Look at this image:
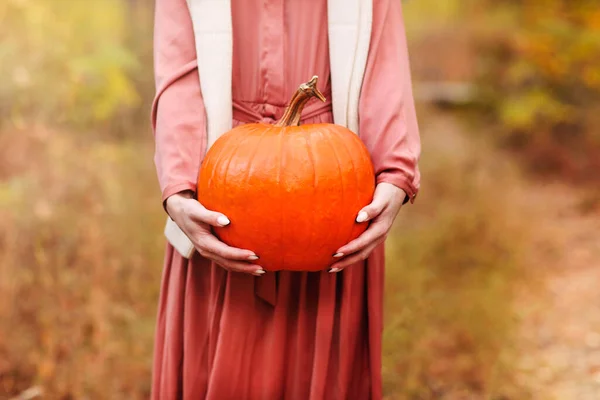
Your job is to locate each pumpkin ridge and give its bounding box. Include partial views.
[304,130,318,263]
[205,138,233,191]
[204,127,250,190]
[352,129,376,187]
[241,124,274,184]
[333,126,361,216]
[218,126,259,195]
[333,126,366,250]
[331,131,357,250]
[204,132,239,195]
[319,129,346,253]
[277,126,286,269]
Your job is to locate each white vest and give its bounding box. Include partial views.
[166,0,373,258]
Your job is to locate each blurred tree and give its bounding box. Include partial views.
[480,0,600,140]
[0,0,152,136]
[473,0,600,179]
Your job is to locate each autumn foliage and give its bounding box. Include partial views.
[478,0,600,178]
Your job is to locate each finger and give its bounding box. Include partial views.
[201,252,265,276]
[329,241,381,272]
[197,233,259,261]
[356,186,389,223]
[187,201,231,227]
[335,222,387,256]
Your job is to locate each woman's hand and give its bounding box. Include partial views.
[166,191,265,276]
[329,183,406,272]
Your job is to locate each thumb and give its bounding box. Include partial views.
[356,192,387,223]
[189,201,231,227]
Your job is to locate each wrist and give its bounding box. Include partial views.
[376,181,407,204]
[165,190,194,218]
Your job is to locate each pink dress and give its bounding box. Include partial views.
[151,0,420,398]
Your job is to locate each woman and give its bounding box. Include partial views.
[151,0,420,398]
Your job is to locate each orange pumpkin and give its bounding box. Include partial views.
[197,76,375,271]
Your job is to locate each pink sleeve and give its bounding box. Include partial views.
[358,0,421,204]
[151,0,207,206]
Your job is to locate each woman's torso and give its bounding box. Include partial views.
[231,0,332,124]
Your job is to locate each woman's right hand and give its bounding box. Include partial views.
[165,191,265,276]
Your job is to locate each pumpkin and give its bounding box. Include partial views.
[197,76,375,271]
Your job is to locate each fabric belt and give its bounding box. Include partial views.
[232,96,332,126]
[230,97,332,307]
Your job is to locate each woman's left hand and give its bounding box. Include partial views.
[329,182,406,272]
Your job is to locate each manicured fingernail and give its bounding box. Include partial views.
[329,267,341,273]
[356,211,368,223]
[248,255,259,261]
[254,269,265,275]
[217,215,230,226]
[333,252,344,258]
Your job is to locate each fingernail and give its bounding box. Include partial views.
[217,215,230,226]
[333,252,344,258]
[329,267,341,273]
[356,211,368,223]
[248,255,259,261]
[254,269,266,275]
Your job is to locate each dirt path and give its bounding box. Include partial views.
[422,109,600,399]
[411,26,600,398]
[515,181,600,399]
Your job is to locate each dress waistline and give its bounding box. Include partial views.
[232,96,333,125]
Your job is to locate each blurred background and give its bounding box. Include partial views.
[1,0,599,398]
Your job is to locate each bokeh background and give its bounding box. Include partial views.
[1,0,599,398]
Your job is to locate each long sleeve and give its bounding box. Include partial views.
[151,0,206,205]
[358,0,421,204]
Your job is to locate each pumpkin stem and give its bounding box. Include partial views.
[275,76,326,127]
